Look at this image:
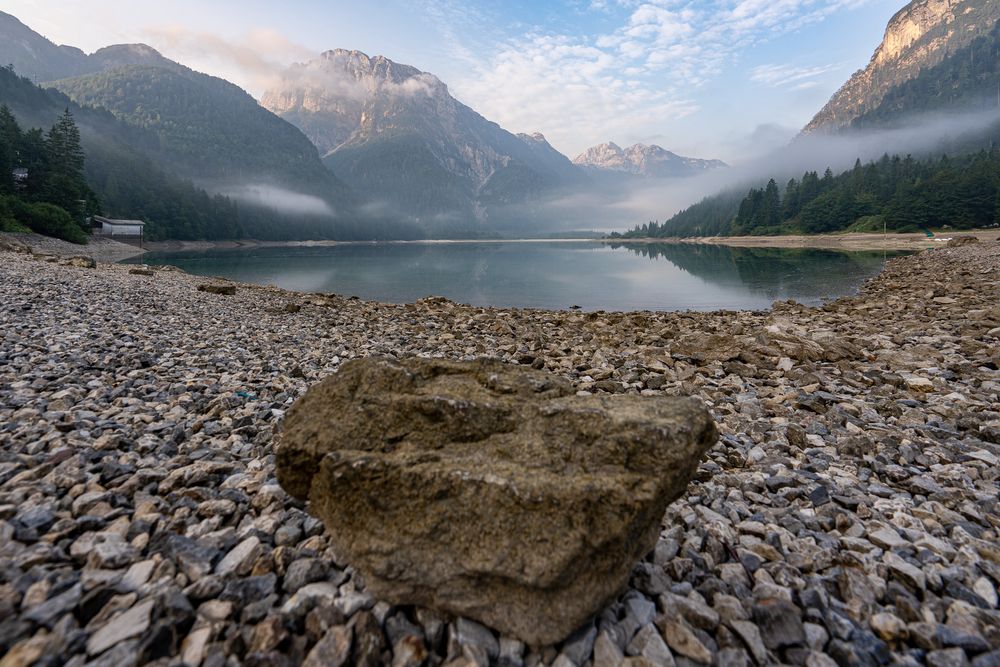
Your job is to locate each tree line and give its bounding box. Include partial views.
[0,104,96,243]
[615,149,1000,239]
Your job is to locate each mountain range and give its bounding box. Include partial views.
[261,49,587,228]
[4,0,995,241]
[0,10,729,238]
[628,0,1000,240]
[573,142,726,178]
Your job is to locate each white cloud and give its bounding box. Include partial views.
[219,184,335,217]
[451,0,871,155]
[143,25,316,93]
[454,32,699,156]
[750,62,843,88]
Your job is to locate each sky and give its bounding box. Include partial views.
[3,0,904,162]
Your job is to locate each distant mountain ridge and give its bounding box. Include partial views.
[850,17,1000,130]
[262,49,586,226]
[0,11,93,82]
[0,11,361,230]
[632,0,1000,241]
[573,142,726,178]
[0,12,185,81]
[805,0,1000,132]
[49,63,351,199]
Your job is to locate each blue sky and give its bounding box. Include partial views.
[5,0,903,161]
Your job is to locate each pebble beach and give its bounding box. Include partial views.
[1,233,998,667]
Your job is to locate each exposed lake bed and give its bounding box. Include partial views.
[2,235,999,666]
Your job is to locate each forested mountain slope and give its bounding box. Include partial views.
[50,63,353,203]
[1,67,417,240]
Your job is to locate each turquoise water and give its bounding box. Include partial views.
[126,241,904,312]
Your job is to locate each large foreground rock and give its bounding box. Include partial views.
[277,357,717,644]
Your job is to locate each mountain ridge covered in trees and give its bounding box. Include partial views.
[616,15,1000,240]
[50,64,353,203]
[0,66,424,241]
[616,149,1000,239]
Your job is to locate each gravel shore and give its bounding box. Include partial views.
[1,239,998,667]
[0,232,146,263]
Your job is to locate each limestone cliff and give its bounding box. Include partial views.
[805,0,1000,132]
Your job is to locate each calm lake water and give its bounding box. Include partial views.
[127,242,905,312]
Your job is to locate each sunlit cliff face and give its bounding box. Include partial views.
[804,0,1000,133]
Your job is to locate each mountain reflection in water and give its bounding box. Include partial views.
[127,241,908,312]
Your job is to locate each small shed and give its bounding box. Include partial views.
[91,215,146,246]
[11,168,27,189]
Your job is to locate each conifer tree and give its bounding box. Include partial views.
[762,179,781,228]
[43,109,89,224]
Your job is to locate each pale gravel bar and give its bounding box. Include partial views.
[605,229,1000,252]
[0,237,998,666]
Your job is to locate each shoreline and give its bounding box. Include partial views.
[143,237,604,252]
[143,228,1000,254]
[8,228,994,259]
[2,236,999,665]
[0,231,147,262]
[604,228,1000,252]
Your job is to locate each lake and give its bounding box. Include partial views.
[127,241,905,312]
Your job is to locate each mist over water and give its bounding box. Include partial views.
[194,110,1000,238]
[216,183,336,217]
[532,108,1000,233]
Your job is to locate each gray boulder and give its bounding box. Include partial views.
[277,357,716,645]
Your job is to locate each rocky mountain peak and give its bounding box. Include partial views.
[875,0,954,65]
[261,49,452,154]
[310,48,440,89]
[517,132,550,145]
[261,50,585,222]
[573,141,724,177]
[572,142,628,170]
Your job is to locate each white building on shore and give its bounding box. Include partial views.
[91,216,146,245]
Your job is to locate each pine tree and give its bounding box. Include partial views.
[20,128,48,200]
[762,179,781,228]
[782,178,800,220]
[43,109,90,224]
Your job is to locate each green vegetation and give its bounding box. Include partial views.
[617,150,1000,238]
[325,132,474,221]
[0,196,29,232]
[12,200,89,243]
[0,103,94,243]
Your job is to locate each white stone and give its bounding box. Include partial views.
[181,626,212,667]
[215,536,260,576]
[86,598,155,656]
[120,560,156,591]
[973,577,997,608]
